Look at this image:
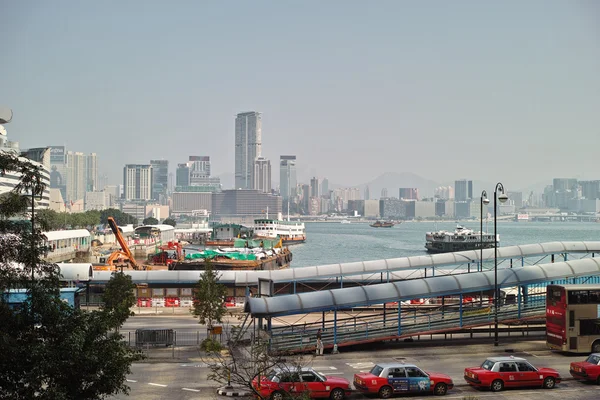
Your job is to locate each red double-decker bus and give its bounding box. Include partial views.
[546,284,600,353]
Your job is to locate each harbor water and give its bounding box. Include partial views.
[290,221,600,268]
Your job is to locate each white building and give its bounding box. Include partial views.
[234,111,262,189]
[0,118,50,209]
[253,156,271,193]
[279,155,297,200]
[85,191,110,211]
[123,164,153,200]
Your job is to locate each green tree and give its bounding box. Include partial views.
[191,260,227,330]
[163,218,176,227]
[101,271,137,330]
[0,151,143,399]
[100,208,137,225]
[143,217,159,225]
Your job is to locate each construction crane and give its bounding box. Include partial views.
[106,216,143,270]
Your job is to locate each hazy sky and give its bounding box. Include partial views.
[2,1,599,189]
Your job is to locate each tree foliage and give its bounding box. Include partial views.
[0,151,142,399]
[101,271,137,330]
[142,217,158,225]
[100,208,137,226]
[191,260,227,329]
[162,218,176,227]
[37,209,102,230]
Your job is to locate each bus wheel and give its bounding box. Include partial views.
[592,340,600,353]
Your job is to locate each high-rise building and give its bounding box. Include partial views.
[86,153,97,192]
[507,191,523,209]
[235,111,262,189]
[253,156,271,193]
[364,185,370,200]
[580,180,600,200]
[66,151,87,203]
[176,163,190,187]
[381,188,388,198]
[189,156,211,178]
[176,156,220,190]
[321,178,329,198]
[399,188,419,200]
[123,164,153,200]
[435,186,454,200]
[150,159,169,202]
[279,155,297,200]
[454,179,472,201]
[49,146,67,201]
[553,178,578,192]
[310,177,320,198]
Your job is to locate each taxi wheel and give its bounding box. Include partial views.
[270,391,284,400]
[330,388,345,400]
[378,385,393,399]
[543,377,556,389]
[434,383,448,395]
[491,379,504,392]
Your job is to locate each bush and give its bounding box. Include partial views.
[200,337,223,353]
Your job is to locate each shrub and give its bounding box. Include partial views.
[200,337,223,353]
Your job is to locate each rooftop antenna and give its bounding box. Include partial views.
[287,199,290,221]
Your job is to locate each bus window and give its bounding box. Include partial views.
[580,319,600,336]
[569,310,575,328]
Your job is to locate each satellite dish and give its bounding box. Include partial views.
[0,125,6,136]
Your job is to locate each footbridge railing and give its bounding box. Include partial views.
[269,301,547,353]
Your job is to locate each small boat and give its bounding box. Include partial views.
[340,220,351,224]
[370,220,395,228]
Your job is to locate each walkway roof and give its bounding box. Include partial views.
[44,229,91,241]
[245,257,600,317]
[82,241,600,286]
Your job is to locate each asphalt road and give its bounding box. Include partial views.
[111,324,600,400]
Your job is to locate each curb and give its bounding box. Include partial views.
[217,386,252,397]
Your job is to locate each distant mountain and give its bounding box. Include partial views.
[359,172,441,199]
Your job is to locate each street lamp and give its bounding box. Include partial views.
[494,182,509,347]
[480,191,490,271]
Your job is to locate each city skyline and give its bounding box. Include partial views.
[2,1,599,189]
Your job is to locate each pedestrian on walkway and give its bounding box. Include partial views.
[316,328,324,356]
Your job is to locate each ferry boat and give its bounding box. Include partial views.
[425,225,498,253]
[370,220,395,228]
[205,223,253,248]
[253,218,306,245]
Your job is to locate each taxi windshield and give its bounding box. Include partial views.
[481,360,495,370]
[370,365,384,377]
[586,354,600,365]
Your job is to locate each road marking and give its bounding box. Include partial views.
[182,388,200,392]
[313,366,337,370]
[324,372,345,375]
[346,362,374,369]
[148,383,167,387]
[126,379,137,383]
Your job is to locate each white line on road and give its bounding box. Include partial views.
[312,366,337,370]
[182,388,200,392]
[126,379,137,383]
[323,372,345,375]
[148,383,168,387]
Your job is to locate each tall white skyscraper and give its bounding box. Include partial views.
[253,156,271,193]
[87,153,97,191]
[123,164,153,200]
[66,151,87,202]
[279,155,296,200]
[235,111,262,189]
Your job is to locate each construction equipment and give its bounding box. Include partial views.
[106,217,143,270]
[148,241,184,266]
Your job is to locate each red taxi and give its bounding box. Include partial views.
[570,353,600,384]
[464,356,561,392]
[354,362,454,398]
[252,366,351,400]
